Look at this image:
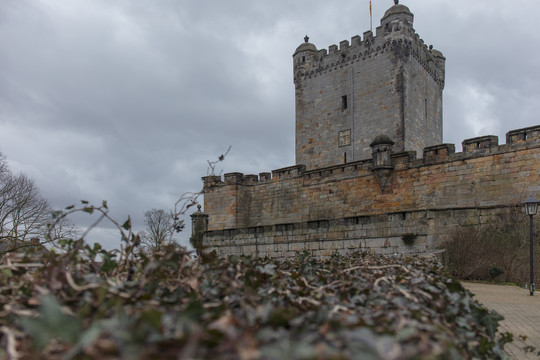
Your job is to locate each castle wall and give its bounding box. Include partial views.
[202,208,503,258]
[202,126,540,257]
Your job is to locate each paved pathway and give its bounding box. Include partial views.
[462,282,540,359]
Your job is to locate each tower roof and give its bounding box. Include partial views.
[381,2,413,22]
[293,35,317,56]
[370,134,395,147]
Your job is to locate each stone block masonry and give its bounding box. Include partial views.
[202,125,540,257]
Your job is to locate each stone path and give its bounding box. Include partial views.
[462,282,540,359]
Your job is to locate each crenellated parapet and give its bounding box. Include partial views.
[462,135,499,153]
[423,144,456,164]
[294,35,444,89]
[272,165,306,180]
[293,5,445,90]
[204,125,540,190]
[506,125,540,144]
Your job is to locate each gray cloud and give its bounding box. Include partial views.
[1,0,539,248]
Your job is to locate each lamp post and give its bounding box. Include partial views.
[523,196,539,296]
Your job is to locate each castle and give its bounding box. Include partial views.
[192,1,540,257]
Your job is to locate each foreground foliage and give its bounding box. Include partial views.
[0,242,511,359]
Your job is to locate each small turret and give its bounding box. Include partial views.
[293,36,317,85]
[381,0,414,33]
[190,205,208,251]
[430,47,446,87]
[293,35,317,57]
[370,135,394,168]
[370,135,395,192]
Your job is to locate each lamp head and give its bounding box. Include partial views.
[524,196,539,216]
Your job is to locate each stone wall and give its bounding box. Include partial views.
[202,125,540,257]
[202,208,508,258]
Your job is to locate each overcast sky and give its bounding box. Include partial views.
[1,0,540,249]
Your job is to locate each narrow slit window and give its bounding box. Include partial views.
[342,95,348,110]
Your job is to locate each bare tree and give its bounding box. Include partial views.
[0,172,49,243]
[141,209,175,253]
[0,153,77,253]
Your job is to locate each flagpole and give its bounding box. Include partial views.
[370,1,372,32]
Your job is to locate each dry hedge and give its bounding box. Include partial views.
[0,241,512,359]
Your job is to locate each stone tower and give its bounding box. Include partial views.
[293,1,445,170]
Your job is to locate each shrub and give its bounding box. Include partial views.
[443,206,540,285]
[0,241,512,359]
[489,265,505,280]
[401,233,417,246]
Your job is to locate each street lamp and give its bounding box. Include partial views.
[523,196,539,296]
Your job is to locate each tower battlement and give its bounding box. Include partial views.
[294,31,445,90]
